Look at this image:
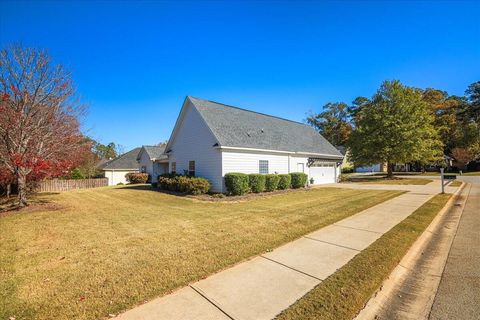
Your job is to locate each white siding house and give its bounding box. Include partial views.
[137,145,169,183]
[166,101,223,191]
[101,147,141,186]
[164,97,344,192]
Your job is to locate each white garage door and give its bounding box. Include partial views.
[309,163,336,184]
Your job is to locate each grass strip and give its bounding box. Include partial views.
[449,180,462,187]
[360,178,431,185]
[276,193,452,320]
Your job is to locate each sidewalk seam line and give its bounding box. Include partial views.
[260,255,324,281]
[189,285,236,320]
[332,224,383,234]
[303,236,361,252]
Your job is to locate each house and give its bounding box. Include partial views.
[355,164,387,173]
[136,145,169,182]
[102,147,141,186]
[163,96,344,192]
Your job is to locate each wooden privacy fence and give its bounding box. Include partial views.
[37,178,108,192]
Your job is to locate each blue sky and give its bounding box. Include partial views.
[1,1,479,151]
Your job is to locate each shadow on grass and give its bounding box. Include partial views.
[1,193,60,215]
[113,184,193,197]
[114,184,154,191]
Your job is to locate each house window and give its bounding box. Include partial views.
[259,160,269,174]
[171,162,176,174]
[141,166,146,173]
[188,161,195,176]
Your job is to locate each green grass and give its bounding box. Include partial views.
[421,171,480,176]
[276,193,452,320]
[0,185,402,320]
[449,180,462,187]
[360,178,432,185]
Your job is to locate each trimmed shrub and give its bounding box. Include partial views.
[224,173,249,195]
[157,175,210,195]
[126,172,149,184]
[248,174,266,193]
[290,172,308,188]
[277,174,292,190]
[265,174,280,192]
[189,177,211,195]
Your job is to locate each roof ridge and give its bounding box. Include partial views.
[188,96,310,127]
[103,147,141,169]
[114,148,136,159]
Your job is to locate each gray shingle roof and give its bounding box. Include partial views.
[188,97,343,158]
[336,146,347,156]
[102,147,141,170]
[140,145,167,160]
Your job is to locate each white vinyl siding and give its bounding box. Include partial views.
[103,169,138,186]
[137,149,154,182]
[221,151,337,191]
[168,102,222,191]
[137,150,168,182]
[222,150,290,176]
[289,155,309,175]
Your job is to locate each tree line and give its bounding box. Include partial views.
[307,80,480,176]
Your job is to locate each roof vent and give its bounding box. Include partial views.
[246,132,250,137]
[261,128,264,133]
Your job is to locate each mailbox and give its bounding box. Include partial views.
[444,175,456,180]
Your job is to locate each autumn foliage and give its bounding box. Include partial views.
[0,45,87,206]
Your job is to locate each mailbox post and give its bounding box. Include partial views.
[441,168,445,194]
[440,168,456,193]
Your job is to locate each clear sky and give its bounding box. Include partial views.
[1,1,479,151]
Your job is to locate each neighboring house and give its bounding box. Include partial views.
[164,96,344,192]
[136,145,169,182]
[102,147,141,186]
[355,164,386,173]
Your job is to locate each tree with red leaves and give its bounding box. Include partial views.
[0,45,87,207]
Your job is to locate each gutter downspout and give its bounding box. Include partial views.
[288,154,291,174]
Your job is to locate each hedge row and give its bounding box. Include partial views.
[290,172,308,188]
[158,174,210,195]
[224,172,308,195]
[126,173,149,184]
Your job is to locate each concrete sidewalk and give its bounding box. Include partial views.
[430,182,480,319]
[116,181,452,320]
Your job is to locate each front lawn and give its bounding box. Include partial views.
[0,186,402,320]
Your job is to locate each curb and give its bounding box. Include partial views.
[355,182,468,320]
